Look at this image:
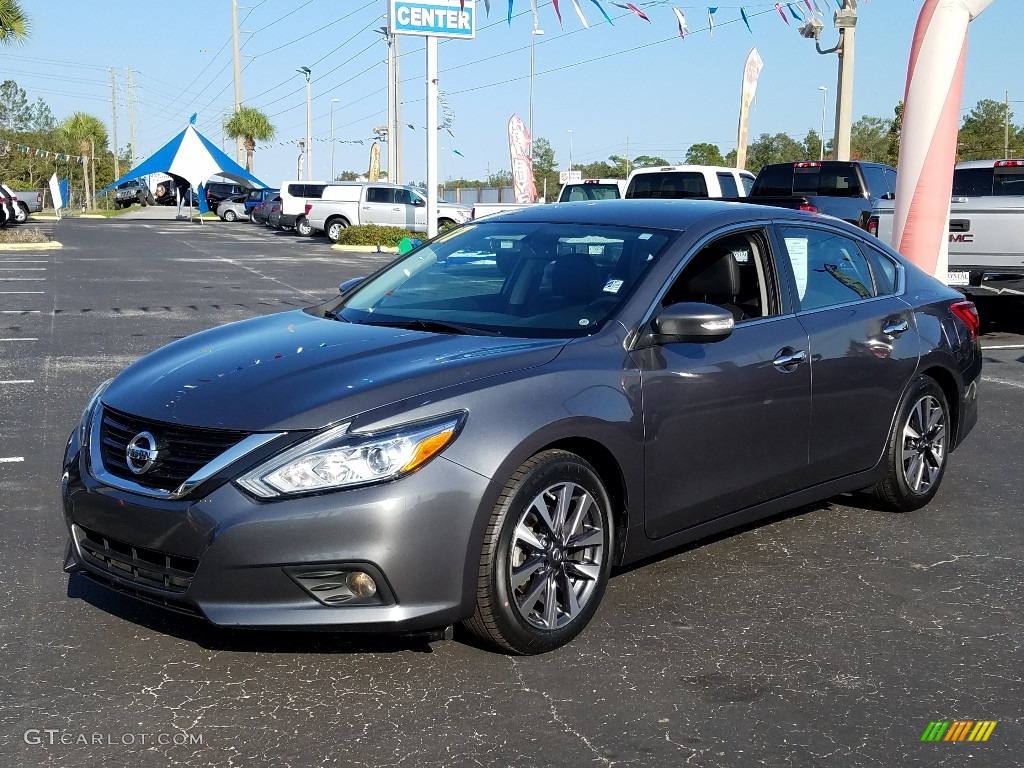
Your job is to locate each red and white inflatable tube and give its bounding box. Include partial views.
[892,0,994,278]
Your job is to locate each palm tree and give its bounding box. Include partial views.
[0,0,30,45]
[224,106,276,173]
[60,113,109,211]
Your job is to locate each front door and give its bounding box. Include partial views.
[637,229,813,540]
[361,186,395,226]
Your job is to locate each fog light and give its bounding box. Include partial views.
[347,571,377,598]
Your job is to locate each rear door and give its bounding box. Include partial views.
[773,223,919,482]
[361,186,395,226]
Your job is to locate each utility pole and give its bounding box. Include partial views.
[1005,91,1010,159]
[110,68,120,178]
[90,138,97,211]
[126,67,137,170]
[394,36,402,184]
[833,0,857,161]
[385,31,394,180]
[231,0,244,165]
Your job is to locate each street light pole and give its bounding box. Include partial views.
[818,86,828,161]
[297,67,312,180]
[330,98,339,180]
[529,15,543,156]
[798,0,858,161]
[567,129,573,171]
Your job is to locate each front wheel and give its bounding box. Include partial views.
[438,217,456,231]
[464,450,613,654]
[869,376,950,512]
[295,216,312,236]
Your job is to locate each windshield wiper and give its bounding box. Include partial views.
[323,308,348,322]
[361,318,501,336]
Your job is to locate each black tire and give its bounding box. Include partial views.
[295,216,312,236]
[223,210,237,222]
[464,450,613,654]
[326,218,349,243]
[869,376,951,512]
[17,203,30,221]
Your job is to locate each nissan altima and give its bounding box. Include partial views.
[61,200,982,654]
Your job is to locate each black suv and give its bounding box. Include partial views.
[205,181,252,209]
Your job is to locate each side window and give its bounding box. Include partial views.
[740,174,755,195]
[859,243,899,295]
[861,166,889,200]
[716,172,739,197]
[394,188,413,205]
[778,226,877,311]
[661,230,778,323]
[366,187,392,204]
[286,183,302,197]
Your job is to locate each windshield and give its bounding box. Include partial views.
[326,221,675,338]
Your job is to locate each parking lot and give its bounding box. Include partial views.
[2,216,1022,767]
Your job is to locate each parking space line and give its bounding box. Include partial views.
[0,278,46,281]
[982,376,1024,390]
[0,380,34,384]
[0,310,41,313]
[0,338,38,341]
[0,457,25,463]
[0,291,45,294]
[0,268,46,271]
[982,344,1024,350]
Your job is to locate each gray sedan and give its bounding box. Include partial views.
[215,195,248,222]
[61,200,981,654]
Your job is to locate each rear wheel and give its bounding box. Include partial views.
[223,210,237,222]
[326,218,349,242]
[438,217,456,231]
[295,216,312,236]
[17,203,29,222]
[869,376,950,512]
[463,450,613,654]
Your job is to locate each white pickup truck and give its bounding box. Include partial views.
[869,159,1024,296]
[624,165,755,199]
[304,182,472,241]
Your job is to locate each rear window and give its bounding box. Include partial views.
[559,184,621,202]
[286,183,326,198]
[752,163,864,197]
[625,172,709,199]
[953,167,1024,196]
[716,172,738,197]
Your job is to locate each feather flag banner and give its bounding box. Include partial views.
[612,2,650,22]
[673,7,689,39]
[570,0,589,27]
[707,6,717,37]
[775,3,789,23]
[740,6,752,33]
[736,46,764,170]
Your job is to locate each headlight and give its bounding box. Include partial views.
[79,378,112,445]
[235,413,465,499]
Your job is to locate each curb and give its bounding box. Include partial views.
[0,241,63,250]
[330,244,398,254]
[30,214,60,221]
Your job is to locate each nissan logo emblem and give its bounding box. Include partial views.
[125,431,159,475]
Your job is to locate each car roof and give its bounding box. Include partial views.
[477,198,819,230]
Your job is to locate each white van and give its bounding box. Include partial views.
[278,180,348,232]
[624,165,755,199]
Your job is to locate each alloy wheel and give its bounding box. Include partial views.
[900,395,946,494]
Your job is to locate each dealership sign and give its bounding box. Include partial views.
[390,0,476,38]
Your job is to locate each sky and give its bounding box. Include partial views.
[2,0,1022,188]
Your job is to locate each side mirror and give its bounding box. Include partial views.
[338,277,365,294]
[649,302,735,344]
[413,198,425,207]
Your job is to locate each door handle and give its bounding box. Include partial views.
[882,320,909,337]
[773,349,807,370]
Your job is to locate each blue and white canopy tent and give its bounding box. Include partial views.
[98,123,267,219]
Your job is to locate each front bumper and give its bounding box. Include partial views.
[62,428,494,632]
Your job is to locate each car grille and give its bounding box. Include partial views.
[99,405,250,492]
[75,525,199,595]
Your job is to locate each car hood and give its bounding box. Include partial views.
[101,310,567,431]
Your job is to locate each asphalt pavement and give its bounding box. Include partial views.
[1,216,1022,767]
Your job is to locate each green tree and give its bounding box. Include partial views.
[224,106,276,172]
[801,129,824,161]
[745,132,806,174]
[0,0,29,45]
[850,115,891,162]
[957,98,1024,160]
[685,143,725,166]
[530,137,559,200]
[886,101,903,167]
[335,170,363,181]
[59,112,108,210]
[0,79,31,131]
[30,97,54,132]
[631,154,670,168]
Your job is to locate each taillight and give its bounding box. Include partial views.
[951,300,980,341]
[994,160,1024,167]
[795,161,822,168]
[867,216,879,237]
[798,203,818,214]
[304,203,312,215]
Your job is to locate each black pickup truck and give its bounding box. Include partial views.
[726,161,898,230]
